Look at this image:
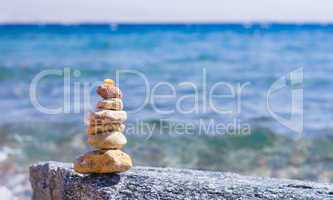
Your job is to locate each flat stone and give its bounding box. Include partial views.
[86,124,125,135]
[30,161,333,200]
[96,84,122,99]
[74,150,132,174]
[96,98,123,110]
[87,131,127,149]
[89,110,127,124]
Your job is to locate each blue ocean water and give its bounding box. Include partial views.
[0,24,332,134]
[0,24,333,180]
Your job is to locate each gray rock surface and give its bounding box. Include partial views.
[30,161,333,200]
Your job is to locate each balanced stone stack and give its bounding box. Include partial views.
[74,79,132,173]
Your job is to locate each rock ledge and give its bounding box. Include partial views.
[30,161,333,200]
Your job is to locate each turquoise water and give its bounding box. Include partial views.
[0,24,332,182]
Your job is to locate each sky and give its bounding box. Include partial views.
[1,0,333,23]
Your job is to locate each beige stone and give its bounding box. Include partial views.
[74,150,132,173]
[87,124,125,135]
[103,79,114,86]
[96,98,123,110]
[96,84,122,99]
[89,110,127,124]
[88,131,127,149]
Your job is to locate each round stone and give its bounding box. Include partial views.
[103,79,114,86]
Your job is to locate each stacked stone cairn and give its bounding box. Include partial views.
[74,79,132,173]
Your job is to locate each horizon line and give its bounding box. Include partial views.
[1,21,333,26]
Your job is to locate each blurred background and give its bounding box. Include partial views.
[1,0,333,199]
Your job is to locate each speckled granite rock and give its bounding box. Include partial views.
[30,161,333,200]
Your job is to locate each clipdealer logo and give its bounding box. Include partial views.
[29,67,303,136]
[266,68,303,135]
